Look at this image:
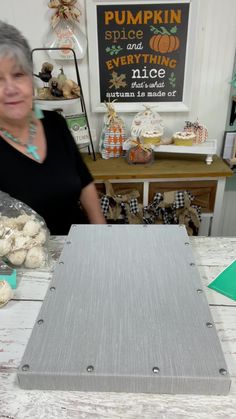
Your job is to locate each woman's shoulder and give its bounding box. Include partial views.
[42,110,66,124]
[41,110,68,134]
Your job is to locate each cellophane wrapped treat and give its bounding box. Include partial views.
[99,102,127,159]
[0,191,50,269]
[126,139,154,164]
[131,107,164,146]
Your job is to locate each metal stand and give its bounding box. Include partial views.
[31,47,96,161]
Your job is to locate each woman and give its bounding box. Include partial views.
[0,21,106,234]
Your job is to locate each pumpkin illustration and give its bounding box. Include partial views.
[149,34,180,53]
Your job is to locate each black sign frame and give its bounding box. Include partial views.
[87,0,198,112]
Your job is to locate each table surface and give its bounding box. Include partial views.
[1,236,236,419]
[84,154,233,180]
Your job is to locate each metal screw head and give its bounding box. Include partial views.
[197,289,203,294]
[185,242,190,245]
[37,319,44,325]
[50,286,56,291]
[219,368,227,376]
[59,261,64,265]
[206,322,213,328]
[87,365,94,373]
[152,367,160,374]
[22,364,30,371]
[190,262,195,266]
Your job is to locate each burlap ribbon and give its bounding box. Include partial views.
[103,101,123,128]
[104,181,142,223]
[143,190,201,235]
[48,0,81,29]
[161,191,200,235]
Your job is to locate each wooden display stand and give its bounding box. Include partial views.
[123,139,217,165]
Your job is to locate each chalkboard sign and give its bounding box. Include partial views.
[87,0,197,112]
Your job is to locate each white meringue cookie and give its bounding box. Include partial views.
[25,246,46,268]
[0,280,14,308]
[0,238,12,257]
[23,220,41,237]
[7,249,27,266]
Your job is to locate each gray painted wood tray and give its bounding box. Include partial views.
[18,225,231,394]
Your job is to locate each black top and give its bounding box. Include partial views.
[0,111,93,235]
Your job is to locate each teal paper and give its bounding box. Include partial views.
[208,259,236,301]
[0,269,17,289]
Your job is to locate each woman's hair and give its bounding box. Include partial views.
[0,21,33,74]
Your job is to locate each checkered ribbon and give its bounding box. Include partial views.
[100,195,140,222]
[101,189,201,227]
[100,195,110,217]
[129,198,139,214]
[143,190,201,226]
[172,191,194,209]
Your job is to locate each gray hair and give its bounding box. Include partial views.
[0,21,33,74]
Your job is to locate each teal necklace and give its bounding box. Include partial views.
[0,120,40,161]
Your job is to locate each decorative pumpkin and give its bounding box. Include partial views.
[57,67,67,84]
[149,34,180,53]
[62,79,80,99]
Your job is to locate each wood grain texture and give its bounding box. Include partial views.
[1,382,236,419]
[83,154,233,180]
[17,225,230,394]
[1,234,236,418]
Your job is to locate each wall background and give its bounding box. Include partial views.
[1,0,236,234]
[1,0,236,149]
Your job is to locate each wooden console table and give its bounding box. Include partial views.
[84,154,233,236]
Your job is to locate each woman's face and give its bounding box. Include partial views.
[0,56,33,124]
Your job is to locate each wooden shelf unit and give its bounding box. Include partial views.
[84,154,233,236]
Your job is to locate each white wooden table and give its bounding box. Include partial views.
[1,236,236,419]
